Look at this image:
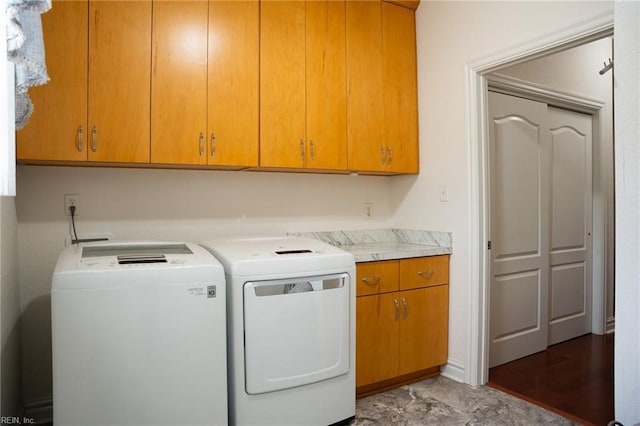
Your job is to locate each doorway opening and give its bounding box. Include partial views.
[467,12,614,388]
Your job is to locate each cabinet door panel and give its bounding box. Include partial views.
[398,285,448,375]
[356,260,398,296]
[17,0,88,161]
[346,0,385,172]
[88,0,151,163]
[151,1,207,165]
[305,0,347,170]
[260,1,306,168]
[382,2,418,173]
[208,0,259,167]
[356,294,399,387]
[399,255,449,290]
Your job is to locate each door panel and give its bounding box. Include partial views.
[208,0,259,167]
[355,294,398,387]
[489,92,594,366]
[151,1,208,165]
[489,91,550,368]
[259,1,306,168]
[17,0,88,161]
[305,0,347,170]
[88,0,151,163]
[548,107,592,344]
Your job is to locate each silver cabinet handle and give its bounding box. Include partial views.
[380,146,386,165]
[310,139,315,161]
[210,133,216,157]
[387,146,393,165]
[300,139,305,161]
[402,297,408,319]
[199,132,205,157]
[91,126,97,152]
[393,299,400,320]
[361,276,381,285]
[417,270,435,279]
[76,125,84,152]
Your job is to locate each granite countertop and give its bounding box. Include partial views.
[289,229,452,262]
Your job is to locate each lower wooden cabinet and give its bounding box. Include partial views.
[355,255,449,396]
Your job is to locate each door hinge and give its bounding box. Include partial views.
[488,240,492,250]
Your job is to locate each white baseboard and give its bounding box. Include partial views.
[23,396,53,425]
[440,360,466,384]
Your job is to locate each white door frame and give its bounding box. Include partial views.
[466,13,614,386]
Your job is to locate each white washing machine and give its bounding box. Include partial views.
[51,241,228,426]
[200,236,356,426]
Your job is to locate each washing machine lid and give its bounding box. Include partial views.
[52,241,224,290]
[200,236,354,277]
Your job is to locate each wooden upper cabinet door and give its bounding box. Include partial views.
[208,0,259,167]
[305,1,347,170]
[260,1,306,168]
[151,1,208,165]
[382,1,419,173]
[345,0,385,172]
[88,0,151,163]
[17,0,88,161]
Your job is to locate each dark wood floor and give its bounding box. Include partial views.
[488,333,614,426]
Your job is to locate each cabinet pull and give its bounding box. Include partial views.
[210,133,216,157]
[76,125,84,152]
[361,276,381,285]
[300,139,305,161]
[387,146,393,165]
[393,299,400,320]
[417,270,435,279]
[380,146,386,165]
[199,132,205,157]
[91,126,97,152]
[310,139,315,161]
[402,297,408,319]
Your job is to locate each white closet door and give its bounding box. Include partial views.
[488,92,594,368]
[548,106,593,345]
[488,91,551,368]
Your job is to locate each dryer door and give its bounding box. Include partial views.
[243,273,350,394]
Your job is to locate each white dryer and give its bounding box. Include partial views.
[51,241,228,426]
[200,236,356,426]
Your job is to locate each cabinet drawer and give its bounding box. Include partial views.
[356,260,399,296]
[399,255,449,290]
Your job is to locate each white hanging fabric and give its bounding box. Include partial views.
[6,0,51,129]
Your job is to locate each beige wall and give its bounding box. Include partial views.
[1,196,22,419]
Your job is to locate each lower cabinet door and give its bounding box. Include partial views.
[356,293,399,387]
[398,285,449,375]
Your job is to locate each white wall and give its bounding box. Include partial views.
[1,197,22,420]
[613,2,640,424]
[393,1,614,382]
[499,37,615,332]
[16,165,393,407]
[1,13,23,420]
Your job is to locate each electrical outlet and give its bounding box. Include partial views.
[64,194,80,216]
[364,202,374,217]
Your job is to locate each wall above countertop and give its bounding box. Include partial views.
[290,228,452,262]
